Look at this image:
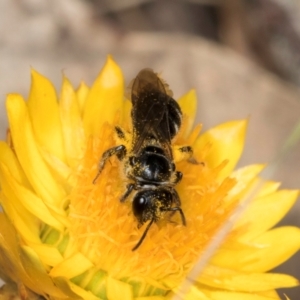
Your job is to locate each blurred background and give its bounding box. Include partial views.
[0,0,299,298]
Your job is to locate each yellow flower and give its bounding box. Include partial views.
[0,56,299,300]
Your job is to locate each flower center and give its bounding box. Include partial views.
[67,122,237,295]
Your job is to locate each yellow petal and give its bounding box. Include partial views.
[20,245,67,298]
[49,252,94,278]
[227,164,265,203]
[53,276,100,300]
[27,242,64,267]
[28,69,66,163]
[6,94,66,208]
[136,297,166,300]
[76,81,89,115]
[255,180,281,198]
[83,56,124,136]
[175,284,210,300]
[107,277,133,300]
[213,227,300,273]
[0,141,67,230]
[187,123,202,145]
[199,265,299,291]
[177,89,197,138]
[76,268,108,299]
[247,226,300,272]
[235,190,299,241]
[0,141,29,187]
[186,284,280,300]
[38,150,72,186]
[211,241,260,272]
[0,213,39,289]
[259,290,281,299]
[59,76,85,168]
[194,120,247,180]
[0,166,40,242]
[0,163,63,231]
[0,247,47,297]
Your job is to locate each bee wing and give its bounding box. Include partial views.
[131,97,172,158]
[130,69,182,159]
[130,68,173,105]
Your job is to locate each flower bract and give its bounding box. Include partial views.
[0,56,299,300]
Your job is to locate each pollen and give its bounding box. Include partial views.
[1,58,298,300]
[69,119,238,289]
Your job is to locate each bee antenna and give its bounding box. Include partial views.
[132,218,155,251]
[92,172,101,185]
[163,207,187,226]
[177,207,186,226]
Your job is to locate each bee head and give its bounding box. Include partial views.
[132,188,173,225]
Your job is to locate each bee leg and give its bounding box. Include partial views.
[175,145,204,165]
[163,206,186,226]
[132,218,155,251]
[165,189,186,226]
[171,188,181,206]
[173,171,182,184]
[120,183,136,202]
[180,146,197,164]
[115,126,126,140]
[93,145,126,184]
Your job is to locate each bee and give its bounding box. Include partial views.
[93,69,196,251]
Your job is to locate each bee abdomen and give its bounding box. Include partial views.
[167,95,182,138]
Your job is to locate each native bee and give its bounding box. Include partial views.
[93,69,196,250]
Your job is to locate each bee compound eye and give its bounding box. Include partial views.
[132,194,148,217]
[171,162,175,171]
[129,156,136,166]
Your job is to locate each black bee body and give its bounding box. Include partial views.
[125,145,178,186]
[94,69,194,250]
